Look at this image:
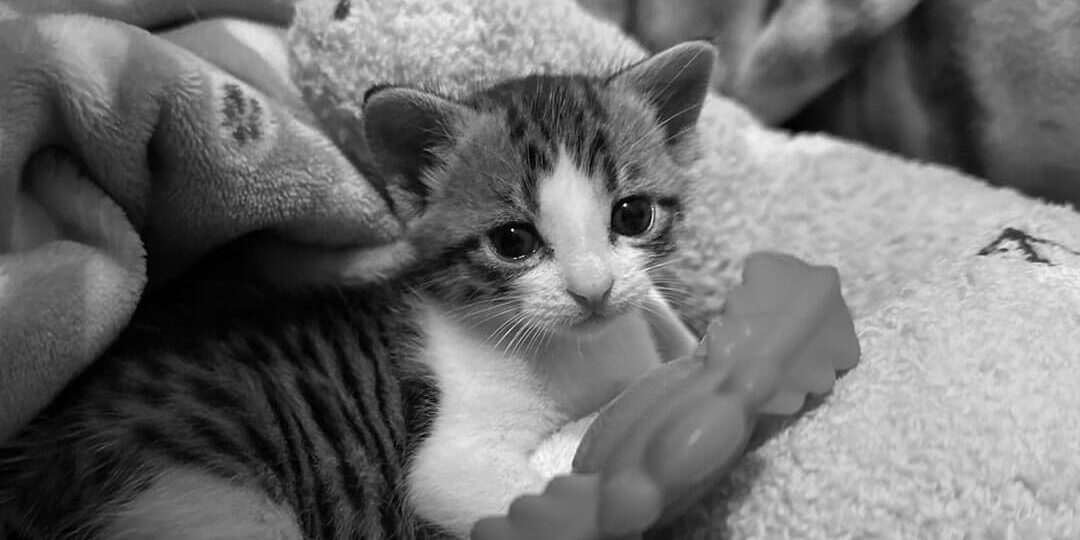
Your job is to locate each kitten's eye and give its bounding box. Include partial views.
[611,196,654,237]
[487,223,541,260]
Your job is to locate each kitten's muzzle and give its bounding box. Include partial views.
[562,250,614,315]
[567,279,613,314]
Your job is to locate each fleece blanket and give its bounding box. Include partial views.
[0,0,401,441]
[286,0,1080,537]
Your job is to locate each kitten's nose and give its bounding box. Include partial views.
[567,278,613,312]
[562,252,614,313]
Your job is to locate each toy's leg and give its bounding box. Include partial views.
[471,468,666,540]
[470,474,606,540]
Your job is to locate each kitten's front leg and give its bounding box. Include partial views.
[410,413,597,538]
[529,413,597,478]
[471,415,606,540]
[407,438,551,539]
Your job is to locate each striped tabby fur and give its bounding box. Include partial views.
[0,284,443,540]
[0,42,715,540]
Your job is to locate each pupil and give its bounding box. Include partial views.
[490,224,538,260]
[613,197,653,236]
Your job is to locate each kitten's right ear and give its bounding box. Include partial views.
[608,41,717,149]
[362,86,472,199]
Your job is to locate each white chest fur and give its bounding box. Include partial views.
[405,301,665,537]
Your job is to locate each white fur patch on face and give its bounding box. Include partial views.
[536,149,610,276]
[536,148,611,298]
[524,149,650,328]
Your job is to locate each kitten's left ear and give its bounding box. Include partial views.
[363,86,474,200]
[609,41,717,148]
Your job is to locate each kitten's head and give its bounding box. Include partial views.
[363,42,715,337]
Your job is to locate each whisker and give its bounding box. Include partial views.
[467,306,523,329]
[491,313,530,353]
[489,313,523,351]
[649,284,690,295]
[450,298,518,318]
[524,324,552,358]
[643,257,682,271]
[512,324,537,358]
[649,286,692,302]
[525,326,549,358]
[635,300,662,318]
[445,294,529,319]
[506,317,537,357]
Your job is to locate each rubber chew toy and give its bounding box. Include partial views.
[472,252,860,540]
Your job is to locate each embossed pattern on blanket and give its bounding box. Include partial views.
[0,0,400,441]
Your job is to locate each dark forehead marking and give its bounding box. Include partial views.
[464,75,619,199]
[578,82,607,121]
[586,130,618,193]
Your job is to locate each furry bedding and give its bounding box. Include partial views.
[2,0,1079,537]
[291,3,1080,537]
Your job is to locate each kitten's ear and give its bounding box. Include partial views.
[609,41,717,148]
[362,86,472,199]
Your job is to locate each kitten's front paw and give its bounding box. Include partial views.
[530,413,597,479]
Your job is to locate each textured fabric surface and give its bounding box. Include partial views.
[695,250,1080,539]
[0,0,398,441]
[289,0,1080,537]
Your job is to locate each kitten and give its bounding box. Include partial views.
[0,41,714,540]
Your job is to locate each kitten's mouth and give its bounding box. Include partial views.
[576,313,607,327]
[569,310,619,333]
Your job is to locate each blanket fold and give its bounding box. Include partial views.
[0,3,398,440]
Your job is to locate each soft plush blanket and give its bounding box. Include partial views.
[3,0,1080,538]
[0,0,401,440]
[287,0,1080,537]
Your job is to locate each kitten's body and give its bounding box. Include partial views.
[0,43,714,539]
